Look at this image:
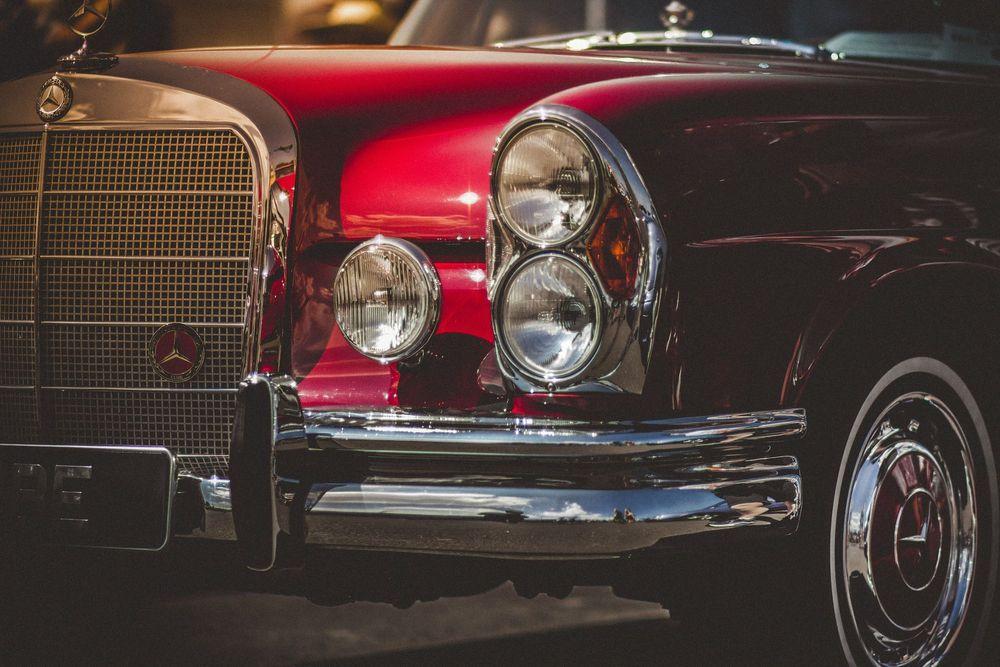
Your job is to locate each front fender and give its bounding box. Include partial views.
[666,233,1000,416]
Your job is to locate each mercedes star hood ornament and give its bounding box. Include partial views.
[58,0,118,72]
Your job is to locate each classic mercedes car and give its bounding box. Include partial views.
[2,0,1000,663]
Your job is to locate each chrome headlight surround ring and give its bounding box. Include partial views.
[333,236,442,364]
[488,105,667,394]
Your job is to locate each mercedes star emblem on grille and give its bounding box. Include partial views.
[149,323,206,383]
[36,77,73,122]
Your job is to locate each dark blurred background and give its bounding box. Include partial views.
[0,0,414,81]
[6,0,1000,82]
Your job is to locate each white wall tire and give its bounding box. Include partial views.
[830,358,999,665]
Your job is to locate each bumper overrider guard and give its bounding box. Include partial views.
[226,375,807,571]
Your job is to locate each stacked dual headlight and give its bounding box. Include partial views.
[489,107,660,393]
[493,124,604,381]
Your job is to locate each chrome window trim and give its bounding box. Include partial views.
[495,30,820,59]
[488,104,667,394]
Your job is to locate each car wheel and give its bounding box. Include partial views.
[830,357,999,665]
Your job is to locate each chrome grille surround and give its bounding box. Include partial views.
[0,69,297,480]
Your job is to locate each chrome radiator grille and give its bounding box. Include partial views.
[0,129,257,477]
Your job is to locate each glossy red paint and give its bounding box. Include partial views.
[294,256,492,410]
[139,47,1000,418]
[338,110,506,244]
[152,47,723,244]
[148,47,732,411]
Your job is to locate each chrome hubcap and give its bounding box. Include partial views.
[842,393,976,665]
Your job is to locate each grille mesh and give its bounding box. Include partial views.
[0,260,34,321]
[0,194,38,256]
[46,389,237,476]
[0,324,35,387]
[0,389,39,443]
[42,259,248,323]
[0,134,41,191]
[46,130,254,192]
[0,129,257,475]
[42,193,254,257]
[43,324,243,389]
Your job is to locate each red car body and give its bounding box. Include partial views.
[155,47,1000,419]
[3,36,1000,664]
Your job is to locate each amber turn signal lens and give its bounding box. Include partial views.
[586,199,640,299]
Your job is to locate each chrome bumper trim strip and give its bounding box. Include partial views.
[220,375,807,567]
[305,407,806,458]
[299,470,800,558]
[177,459,802,558]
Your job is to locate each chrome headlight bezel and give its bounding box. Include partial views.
[333,236,442,364]
[488,105,667,394]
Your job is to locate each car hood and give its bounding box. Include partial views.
[126,45,982,247]
[134,47,706,245]
[132,45,886,246]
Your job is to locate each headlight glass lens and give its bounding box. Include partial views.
[496,124,598,245]
[499,254,601,379]
[334,239,439,361]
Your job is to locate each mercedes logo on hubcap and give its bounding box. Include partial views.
[149,323,205,383]
[864,447,952,631]
[894,488,944,591]
[36,77,73,122]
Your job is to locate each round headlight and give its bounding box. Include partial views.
[495,124,599,246]
[334,237,441,362]
[497,253,602,380]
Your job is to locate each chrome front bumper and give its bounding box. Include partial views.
[196,375,807,570]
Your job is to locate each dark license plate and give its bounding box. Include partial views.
[0,445,175,550]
